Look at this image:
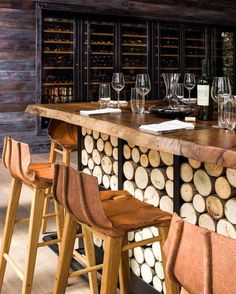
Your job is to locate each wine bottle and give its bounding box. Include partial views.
[197,59,213,120]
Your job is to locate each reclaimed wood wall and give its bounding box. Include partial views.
[0,0,236,152]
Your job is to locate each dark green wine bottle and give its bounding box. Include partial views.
[197,59,213,120]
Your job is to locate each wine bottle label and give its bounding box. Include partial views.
[197,85,210,106]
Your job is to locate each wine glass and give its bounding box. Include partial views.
[175,83,184,100]
[99,83,111,108]
[111,73,125,108]
[184,73,196,101]
[135,74,151,113]
[211,77,231,128]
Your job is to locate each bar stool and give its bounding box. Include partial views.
[52,164,179,294]
[163,213,236,294]
[0,137,64,293]
[41,119,78,233]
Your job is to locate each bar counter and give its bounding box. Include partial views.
[26,102,236,169]
[26,102,236,293]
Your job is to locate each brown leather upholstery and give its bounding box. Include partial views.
[48,119,77,150]
[2,137,53,189]
[53,164,171,237]
[163,213,236,294]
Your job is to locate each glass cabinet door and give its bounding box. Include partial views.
[83,19,115,101]
[120,21,149,100]
[212,28,235,92]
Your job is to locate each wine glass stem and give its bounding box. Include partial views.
[117,91,120,108]
[188,90,191,101]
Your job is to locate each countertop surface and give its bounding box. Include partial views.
[26,102,236,168]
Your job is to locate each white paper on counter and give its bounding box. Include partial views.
[80,108,122,116]
[139,119,195,133]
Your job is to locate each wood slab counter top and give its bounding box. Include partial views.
[26,102,236,169]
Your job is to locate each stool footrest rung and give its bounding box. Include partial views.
[122,236,162,251]
[3,253,24,281]
[42,212,57,218]
[15,217,30,224]
[69,263,103,278]
[72,250,87,267]
[38,238,61,248]
[54,148,63,155]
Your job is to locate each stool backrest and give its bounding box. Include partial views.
[53,164,113,231]
[163,213,236,294]
[48,119,77,145]
[2,137,44,188]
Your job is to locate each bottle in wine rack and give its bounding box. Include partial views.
[197,59,213,121]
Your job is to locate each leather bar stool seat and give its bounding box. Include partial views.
[163,213,236,294]
[0,137,64,293]
[52,164,179,294]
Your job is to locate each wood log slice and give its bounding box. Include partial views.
[81,127,87,136]
[151,226,159,237]
[140,146,148,154]
[134,231,143,242]
[92,166,102,185]
[131,147,140,163]
[101,155,113,174]
[160,151,173,166]
[134,188,144,201]
[180,162,193,183]
[123,180,136,196]
[113,161,118,176]
[123,161,138,180]
[152,241,162,261]
[150,168,167,190]
[215,176,236,200]
[110,175,118,190]
[101,132,109,141]
[123,144,131,160]
[155,261,164,280]
[226,168,236,188]
[225,198,236,224]
[198,213,216,232]
[110,135,118,147]
[83,168,91,175]
[204,162,224,177]
[148,150,161,167]
[128,141,136,148]
[93,234,102,248]
[133,247,144,264]
[180,203,198,224]
[193,169,214,196]
[193,193,206,213]
[128,231,135,242]
[84,135,94,154]
[92,130,100,140]
[142,228,153,242]
[104,141,113,157]
[135,166,150,189]
[130,258,141,277]
[140,154,149,168]
[180,183,196,202]
[159,196,173,213]
[188,158,202,169]
[81,149,89,166]
[144,248,155,267]
[112,147,118,160]
[206,195,225,220]
[144,186,160,207]
[102,174,111,189]
[166,166,174,181]
[217,218,236,239]
[165,180,174,198]
[87,158,95,170]
[96,138,104,152]
[141,263,154,284]
[92,149,101,165]
[153,276,163,293]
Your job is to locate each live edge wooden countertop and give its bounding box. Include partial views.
[26,102,236,169]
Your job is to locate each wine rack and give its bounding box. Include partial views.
[42,15,74,108]
[83,20,115,101]
[184,25,206,77]
[120,21,148,100]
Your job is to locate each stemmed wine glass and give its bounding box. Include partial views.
[211,77,231,128]
[135,74,151,114]
[111,73,125,108]
[99,83,111,108]
[184,73,196,101]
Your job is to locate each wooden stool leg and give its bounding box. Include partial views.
[41,141,57,234]
[63,148,70,165]
[53,213,78,294]
[82,226,99,294]
[159,226,180,294]
[100,235,123,294]
[22,188,46,294]
[119,235,130,294]
[0,178,22,290]
[54,200,64,240]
